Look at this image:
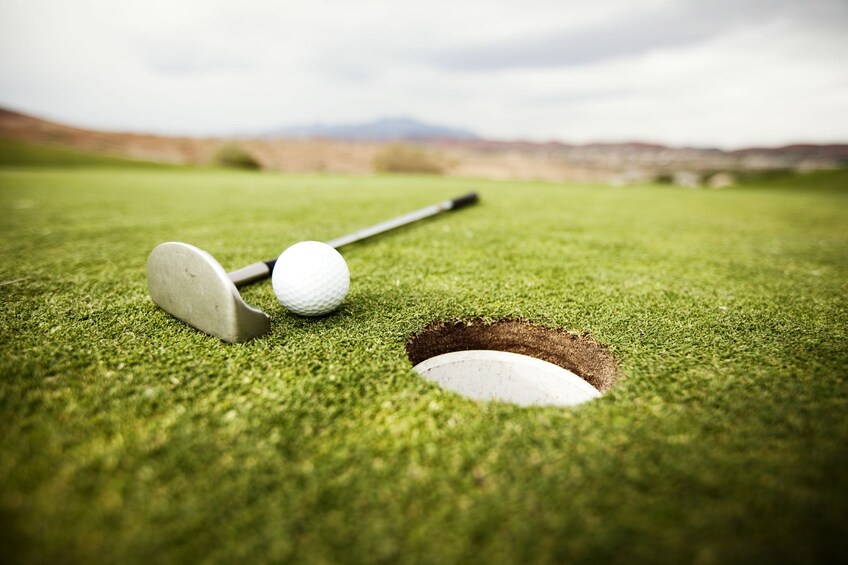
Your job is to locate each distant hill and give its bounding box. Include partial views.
[265,116,479,141]
[2,106,846,183]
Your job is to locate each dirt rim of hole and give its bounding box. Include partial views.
[406,319,620,393]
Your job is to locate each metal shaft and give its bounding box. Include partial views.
[325,200,452,249]
[228,192,478,287]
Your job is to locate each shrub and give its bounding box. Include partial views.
[213,144,262,170]
[373,144,443,174]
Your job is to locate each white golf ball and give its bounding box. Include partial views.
[272,241,350,316]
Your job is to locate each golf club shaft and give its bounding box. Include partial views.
[227,192,478,286]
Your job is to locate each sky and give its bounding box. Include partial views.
[0,0,846,148]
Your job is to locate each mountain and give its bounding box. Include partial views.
[265,116,479,141]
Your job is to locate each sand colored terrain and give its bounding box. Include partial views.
[2,108,845,183]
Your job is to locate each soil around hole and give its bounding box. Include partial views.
[406,319,619,392]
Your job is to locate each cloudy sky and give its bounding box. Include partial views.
[1,0,846,148]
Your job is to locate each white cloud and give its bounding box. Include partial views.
[0,0,846,147]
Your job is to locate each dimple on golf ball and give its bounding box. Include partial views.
[272,241,349,316]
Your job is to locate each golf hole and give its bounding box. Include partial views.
[406,320,619,407]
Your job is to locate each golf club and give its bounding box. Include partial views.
[147,192,479,343]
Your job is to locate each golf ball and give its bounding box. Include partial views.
[272,241,349,316]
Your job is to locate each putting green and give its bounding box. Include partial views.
[1,159,846,562]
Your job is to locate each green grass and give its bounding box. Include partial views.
[0,139,176,169]
[1,157,846,563]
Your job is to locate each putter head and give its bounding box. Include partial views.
[146,242,271,343]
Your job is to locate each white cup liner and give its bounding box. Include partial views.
[413,349,601,407]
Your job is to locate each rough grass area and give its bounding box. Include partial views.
[1,158,846,563]
[0,139,173,169]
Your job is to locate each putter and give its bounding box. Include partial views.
[147,192,479,343]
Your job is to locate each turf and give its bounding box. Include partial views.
[1,155,847,563]
[0,139,177,169]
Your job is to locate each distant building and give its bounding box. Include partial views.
[673,171,701,188]
[707,172,735,188]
